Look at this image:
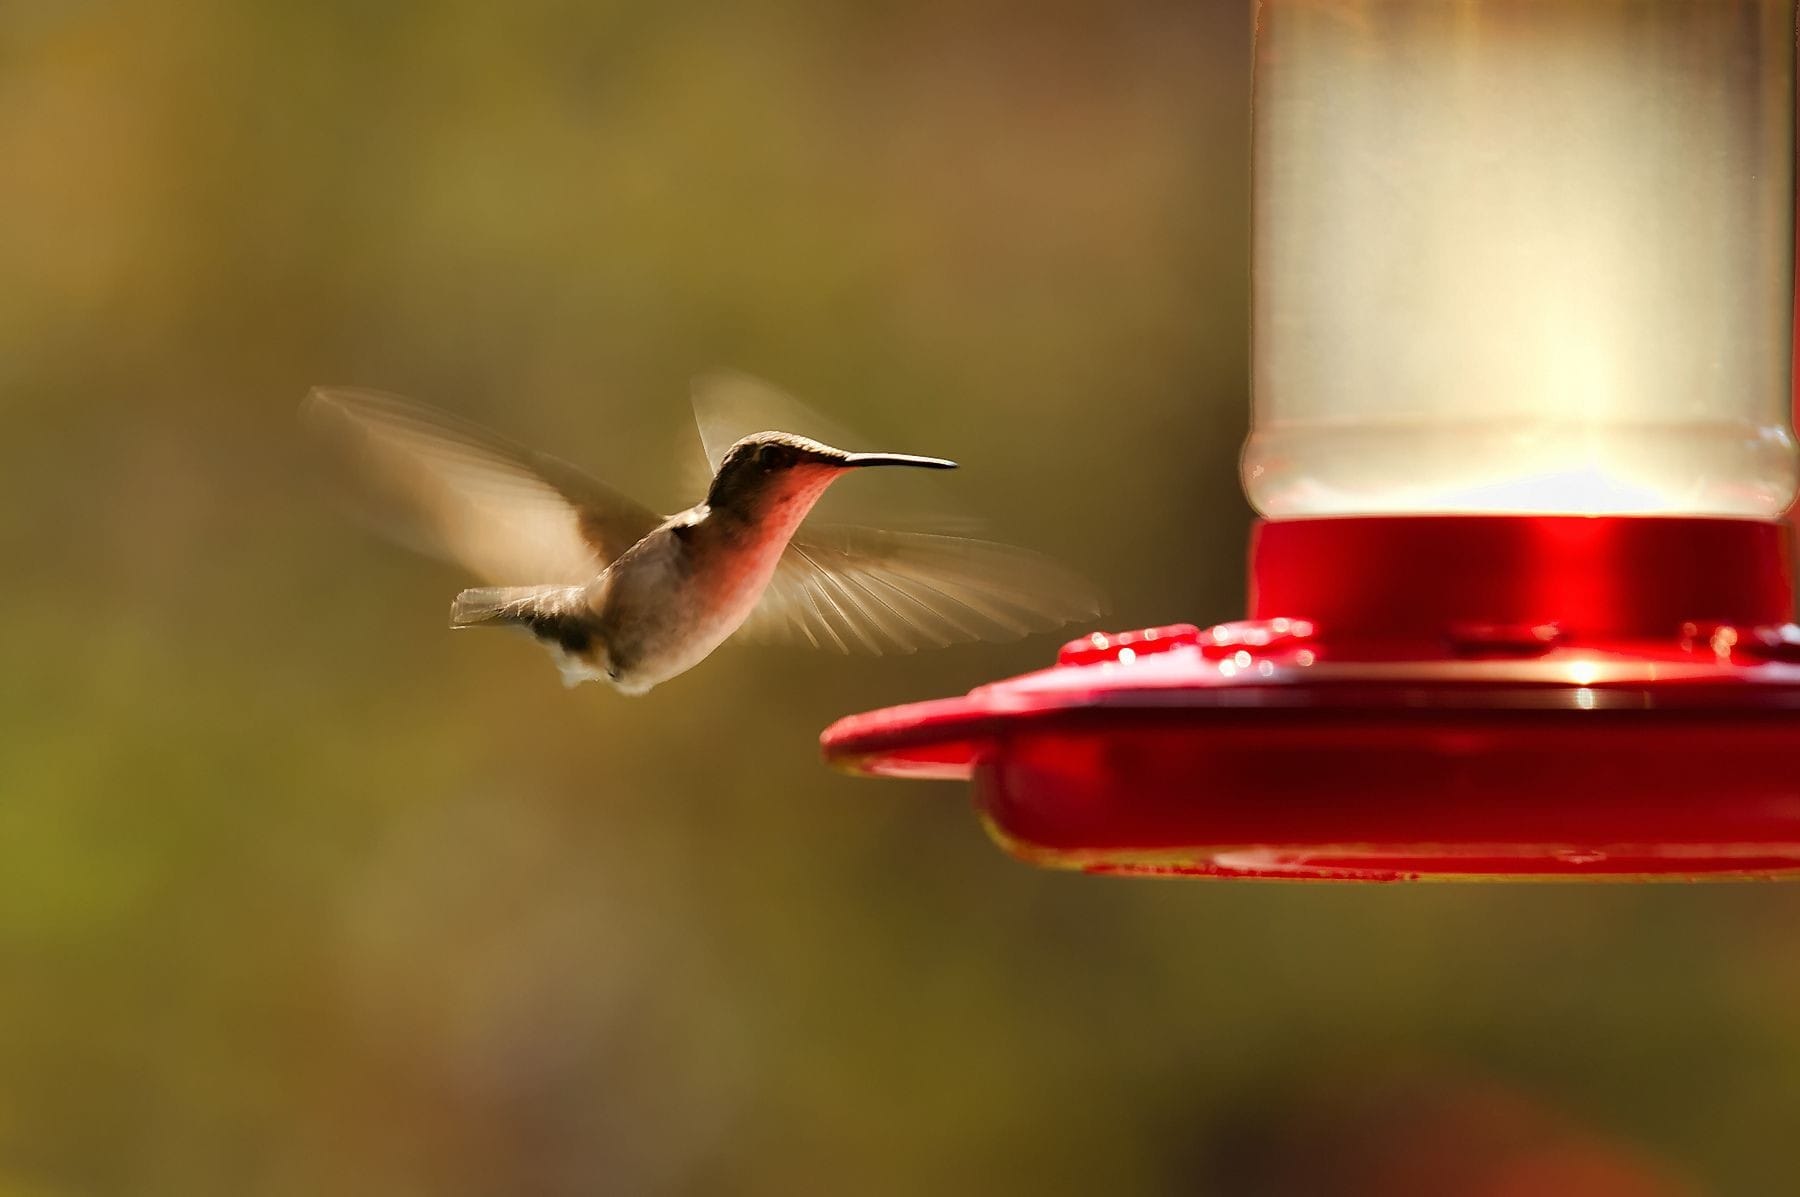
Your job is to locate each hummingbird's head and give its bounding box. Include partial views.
[705,431,956,522]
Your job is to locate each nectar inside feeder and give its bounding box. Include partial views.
[820,0,1800,881]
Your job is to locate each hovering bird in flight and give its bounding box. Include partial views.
[301,372,1103,694]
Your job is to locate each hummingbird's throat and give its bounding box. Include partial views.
[758,468,842,540]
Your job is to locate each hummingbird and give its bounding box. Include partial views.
[301,372,1103,694]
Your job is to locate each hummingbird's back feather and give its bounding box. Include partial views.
[301,387,662,585]
[737,524,1107,654]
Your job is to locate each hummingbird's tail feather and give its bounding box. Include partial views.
[450,584,610,689]
[449,584,587,630]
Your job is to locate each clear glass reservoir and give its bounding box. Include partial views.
[1245,0,1797,517]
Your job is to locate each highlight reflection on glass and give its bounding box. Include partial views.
[1245,0,1797,517]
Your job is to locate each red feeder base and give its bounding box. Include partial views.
[820,515,1800,881]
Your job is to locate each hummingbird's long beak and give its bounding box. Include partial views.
[840,452,958,470]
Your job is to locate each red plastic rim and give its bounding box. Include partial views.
[821,516,1800,881]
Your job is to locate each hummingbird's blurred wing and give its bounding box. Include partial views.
[688,370,983,532]
[737,524,1106,654]
[301,387,662,585]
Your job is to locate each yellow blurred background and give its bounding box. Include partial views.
[0,2,1792,1193]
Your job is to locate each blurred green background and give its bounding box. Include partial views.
[2,1,1796,1193]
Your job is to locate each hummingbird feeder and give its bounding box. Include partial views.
[821,0,1800,880]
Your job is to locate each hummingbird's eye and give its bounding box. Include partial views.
[757,443,791,469]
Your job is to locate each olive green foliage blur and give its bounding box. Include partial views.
[0,2,1794,1195]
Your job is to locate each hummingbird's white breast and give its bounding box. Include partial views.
[596,467,838,693]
